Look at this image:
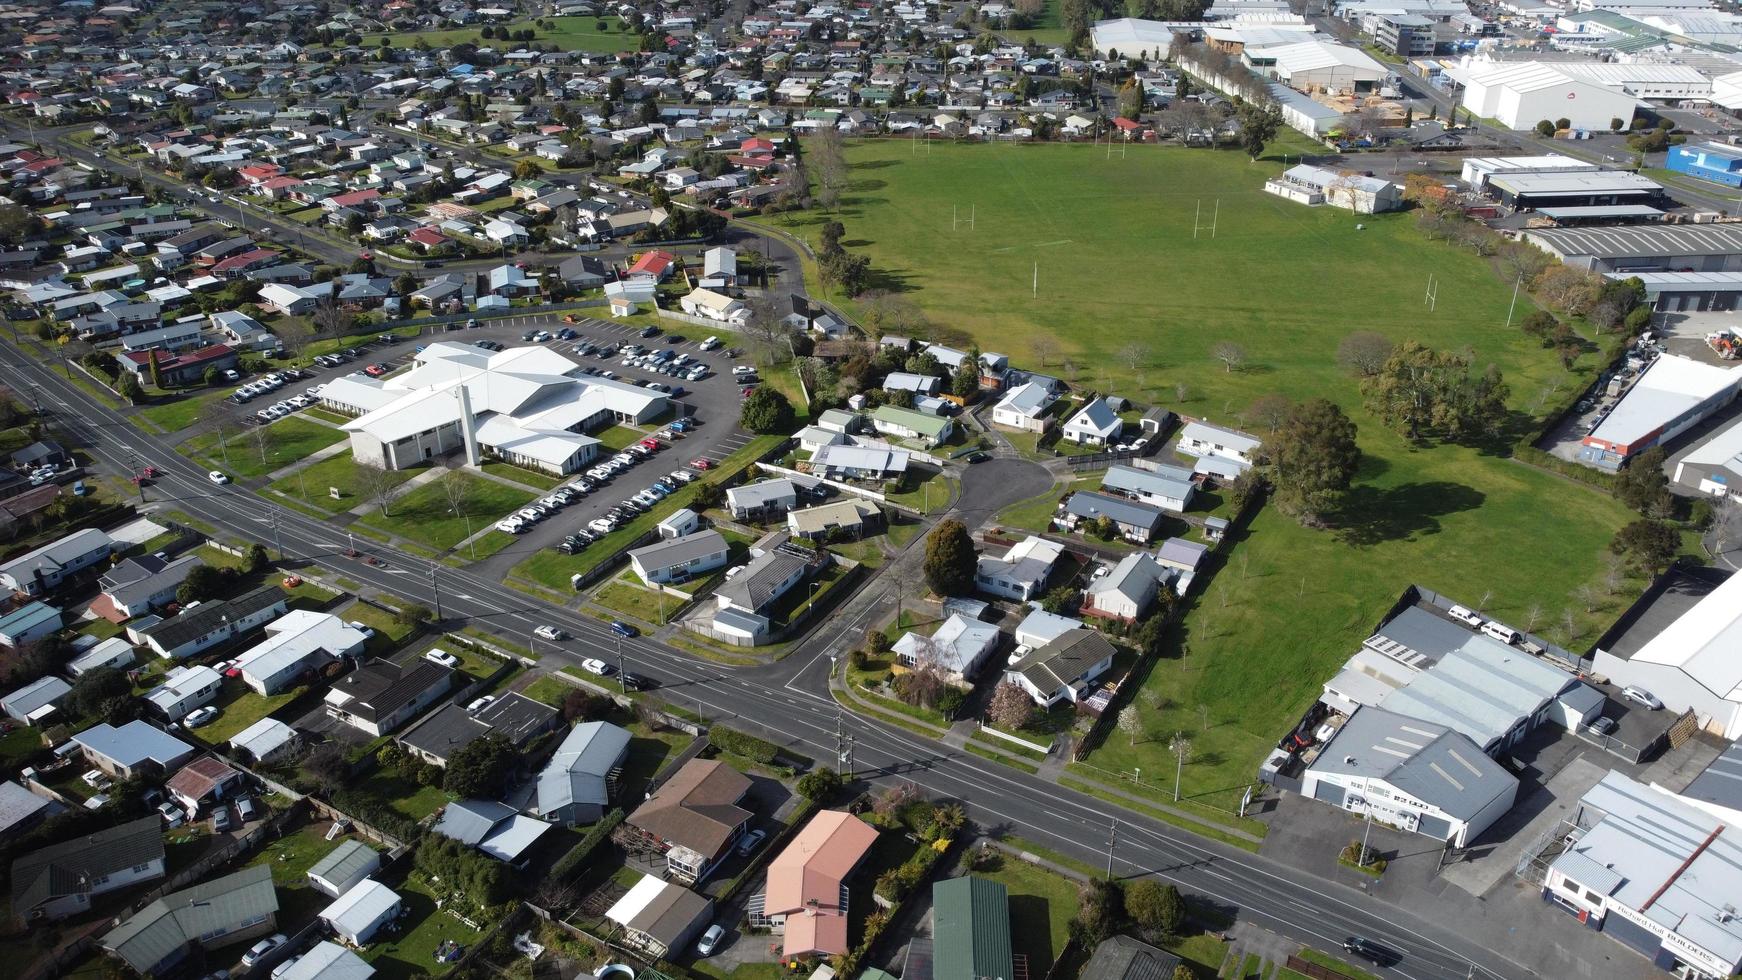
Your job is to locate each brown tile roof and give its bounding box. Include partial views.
[626,759,752,858]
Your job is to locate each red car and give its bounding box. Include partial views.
[690,457,713,470]
[364,363,387,377]
[140,465,159,478]
[638,438,662,451]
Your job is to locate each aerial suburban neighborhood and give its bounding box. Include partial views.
[11,0,1742,978]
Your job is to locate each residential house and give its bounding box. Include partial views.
[711,534,826,645]
[725,478,818,521]
[1015,608,1086,650]
[536,721,632,826]
[605,875,714,958]
[976,535,1063,602]
[700,247,738,289]
[755,810,880,960]
[306,840,380,898]
[808,445,909,483]
[96,554,202,620]
[1080,936,1184,980]
[11,816,164,922]
[1082,553,1165,623]
[67,638,135,677]
[101,866,276,974]
[1177,420,1260,469]
[629,530,730,586]
[276,942,374,980]
[165,756,245,818]
[1062,491,1166,544]
[658,509,702,540]
[135,585,288,659]
[143,665,222,722]
[1100,463,1196,513]
[884,372,942,397]
[398,693,558,767]
[1062,397,1122,446]
[991,382,1056,433]
[893,614,1001,682]
[0,527,112,596]
[870,405,953,447]
[0,602,61,648]
[322,660,453,736]
[679,288,749,324]
[70,720,195,779]
[558,254,610,289]
[0,781,53,841]
[624,759,753,884]
[229,718,299,765]
[433,799,553,866]
[788,499,883,540]
[1,675,70,724]
[626,250,677,282]
[1006,628,1118,707]
[933,877,1014,980]
[234,611,368,696]
[116,345,240,387]
[320,879,401,946]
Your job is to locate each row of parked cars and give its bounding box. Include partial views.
[495,482,593,535]
[621,344,710,383]
[575,467,698,543]
[230,367,309,405]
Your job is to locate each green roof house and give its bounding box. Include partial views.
[870,405,954,447]
[932,876,1014,980]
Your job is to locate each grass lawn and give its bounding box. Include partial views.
[358,471,535,552]
[343,601,419,651]
[478,459,563,490]
[592,423,647,452]
[1169,932,1232,980]
[363,16,636,51]
[183,416,347,480]
[246,822,364,928]
[266,450,419,513]
[977,852,1080,974]
[363,874,482,980]
[304,406,351,425]
[590,574,679,625]
[199,680,305,743]
[134,386,232,433]
[1294,948,1379,980]
[520,674,577,708]
[772,140,1660,822]
[0,724,43,772]
[886,468,956,515]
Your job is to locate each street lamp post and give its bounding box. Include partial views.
[429,565,443,621]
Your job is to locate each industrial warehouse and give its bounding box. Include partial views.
[321,342,668,474]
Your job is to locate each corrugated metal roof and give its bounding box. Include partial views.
[932,877,1014,980]
[103,864,277,973]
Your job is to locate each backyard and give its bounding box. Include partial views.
[244,820,368,928]
[363,873,483,980]
[974,851,1080,976]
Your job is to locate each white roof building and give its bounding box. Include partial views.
[275,941,375,980]
[332,342,667,474]
[1545,771,1742,980]
[1581,354,1742,470]
[1594,569,1742,738]
[892,614,1001,679]
[1252,40,1388,92]
[1451,60,1643,132]
[319,879,400,946]
[228,717,299,764]
[143,665,221,722]
[234,611,369,696]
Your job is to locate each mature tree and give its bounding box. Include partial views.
[1611,519,1680,574]
[1533,265,1604,318]
[796,767,842,801]
[443,731,517,797]
[987,681,1036,731]
[1590,277,1646,333]
[1210,341,1246,373]
[1335,331,1392,377]
[357,463,402,518]
[1263,398,1360,526]
[68,667,132,720]
[1361,341,1508,443]
[1071,879,1124,945]
[1613,447,1673,517]
[1235,99,1281,161]
[561,689,610,723]
[811,128,850,211]
[116,373,143,404]
[1117,704,1144,745]
[895,636,947,709]
[0,202,45,246]
[740,386,796,434]
[300,742,350,795]
[1126,879,1187,938]
[923,518,977,597]
[177,564,231,604]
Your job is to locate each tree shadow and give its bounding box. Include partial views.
[863,266,917,295]
[855,159,899,171]
[1332,481,1487,547]
[848,177,888,193]
[1352,454,1390,482]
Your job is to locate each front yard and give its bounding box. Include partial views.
[183,416,347,480]
[267,450,420,513]
[197,679,306,744]
[357,471,535,552]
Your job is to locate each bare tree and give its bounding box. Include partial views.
[898,634,947,711]
[1210,341,1246,373]
[1714,496,1740,556]
[811,127,850,211]
[357,462,402,519]
[247,421,273,465]
[1574,583,1600,613]
[1335,331,1393,377]
[1174,381,1192,404]
[1029,336,1058,368]
[1118,342,1151,375]
[1247,394,1292,434]
[741,292,793,367]
[1522,600,1544,635]
[311,291,351,340]
[1168,731,1193,802]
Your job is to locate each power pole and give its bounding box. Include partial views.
[429,565,443,621]
[617,637,629,693]
[1504,273,1522,328]
[1105,817,1119,879]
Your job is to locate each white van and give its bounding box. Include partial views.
[1481,621,1519,646]
[1447,604,1483,628]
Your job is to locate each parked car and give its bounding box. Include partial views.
[736,828,767,856]
[1622,686,1663,710]
[696,924,725,957]
[580,658,613,675]
[157,802,185,827]
[425,649,460,668]
[184,705,219,728]
[211,808,234,832]
[534,625,569,642]
[347,620,377,640]
[235,797,259,822]
[241,934,289,968]
[467,695,496,714]
[1589,716,1618,736]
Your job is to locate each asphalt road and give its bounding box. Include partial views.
[0,341,1538,980]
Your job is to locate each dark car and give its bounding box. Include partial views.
[1589,716,1618,736]
[640,325,660,338]
[620,671,654,691]
[966,452,990,463]
[611,621,639,639]
[1342,938,1399,967]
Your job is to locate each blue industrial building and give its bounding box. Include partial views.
[1666,142,1742,188]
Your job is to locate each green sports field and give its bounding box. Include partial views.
[766,140,1673,820]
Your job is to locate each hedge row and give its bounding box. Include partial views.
[550,807,625,881]
[708,726,782,764]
